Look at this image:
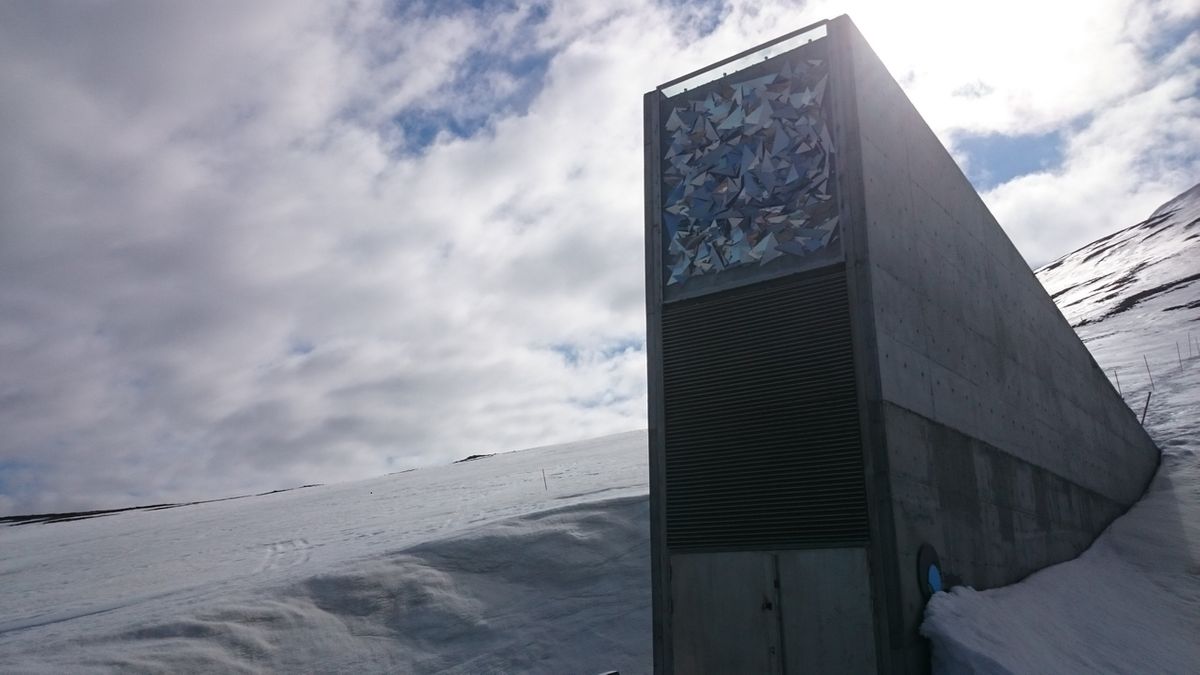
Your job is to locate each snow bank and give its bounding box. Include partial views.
[2,496,651,674]
[923,411,1200,673]
[0,432,651,674]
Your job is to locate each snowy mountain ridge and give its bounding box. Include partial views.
[1035,182,1200,402]
[1036,182,1200,329]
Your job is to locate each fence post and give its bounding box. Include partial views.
[1140,391,1152,425]
[1143,355,1155,390]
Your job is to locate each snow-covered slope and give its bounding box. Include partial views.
[922,184,1200,673]
[1039,183,1200,330]
[1036,182,1200,393]
[0,432,651,673]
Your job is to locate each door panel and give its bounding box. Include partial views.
[670,552,783,674]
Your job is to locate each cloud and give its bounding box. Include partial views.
[767,0,1197,264]
[979,20,1200,264]
[0,0,665,514]
[0,0,1196,513]
[983,63,1200,265]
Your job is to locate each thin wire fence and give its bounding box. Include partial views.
[1106,330,1199,426]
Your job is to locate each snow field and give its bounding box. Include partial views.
[0,432,651,673]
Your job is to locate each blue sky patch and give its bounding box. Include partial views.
[388,2,554,153]
[388,49,553,153]
[392,111,479,151]
[600,337,644,359]
[956,130,1064,191]
[288,338,316,357]
[549,337,644,367]
[1144,19,1199,64]
[550,342,581,366]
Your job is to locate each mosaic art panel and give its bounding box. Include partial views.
[662,47,838,288]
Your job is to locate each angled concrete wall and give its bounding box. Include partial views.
[830,17,1161,672]
[646,15,1160,674]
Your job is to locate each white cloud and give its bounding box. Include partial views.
[980,22,1200,264]
[0,0,1196,513]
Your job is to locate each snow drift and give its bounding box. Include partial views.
[0,433,651,673]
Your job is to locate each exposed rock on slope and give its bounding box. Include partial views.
[1036,182,1200,329]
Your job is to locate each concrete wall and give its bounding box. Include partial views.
[832,16,1161,672]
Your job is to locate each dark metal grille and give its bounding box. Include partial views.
[662,266,868,550]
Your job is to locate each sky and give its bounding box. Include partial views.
[1,0,1197,515]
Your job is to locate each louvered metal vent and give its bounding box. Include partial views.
[662,266,868,551]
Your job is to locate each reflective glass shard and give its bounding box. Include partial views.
[662,41,839,288]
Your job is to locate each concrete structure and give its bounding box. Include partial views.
[644,15,1160,674]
